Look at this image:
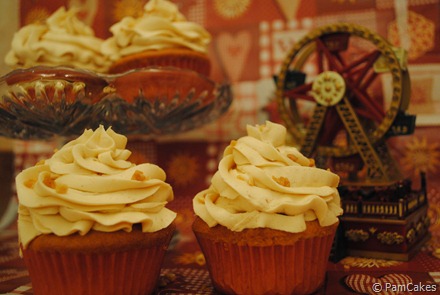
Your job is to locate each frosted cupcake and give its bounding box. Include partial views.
[5,6,110,73]
[103,0,211,75]
[16,125,176,295]
[193,121,343,295]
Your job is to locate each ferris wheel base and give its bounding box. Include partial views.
[339,204,430,261]
[334,173,430,261]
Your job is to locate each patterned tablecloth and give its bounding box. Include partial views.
[1,215,440,295]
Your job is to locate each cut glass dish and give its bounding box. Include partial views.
[0,66,232,139]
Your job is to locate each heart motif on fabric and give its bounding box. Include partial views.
[345,273,413,295]
[216,31,251,82]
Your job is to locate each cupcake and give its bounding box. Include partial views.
[103,0,211,75]
[16,125,176,295]
[5,6,110,73]
[193,121,343,295]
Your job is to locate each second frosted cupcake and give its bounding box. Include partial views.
[103,0,211,76]
[193,121,343,295]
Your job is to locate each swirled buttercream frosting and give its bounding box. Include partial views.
[102,0,211,60]
[5,7,110,72]
[17,126,176,249]
[193,121,343,233]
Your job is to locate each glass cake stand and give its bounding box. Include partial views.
[0,66,232,140]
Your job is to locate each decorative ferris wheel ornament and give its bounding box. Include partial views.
[275,22,416,185]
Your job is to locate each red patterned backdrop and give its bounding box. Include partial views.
[1,0,440,293]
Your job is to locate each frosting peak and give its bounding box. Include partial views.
[48,125,132,175]
[246,121,288,147]
[5,7,110,72]
[46,6,94,36]
[193,121,343,233]
[144,0,186,21]
[17,126,176,249]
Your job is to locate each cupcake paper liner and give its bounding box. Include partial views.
[194,227,336,295]
[22,245,168,295]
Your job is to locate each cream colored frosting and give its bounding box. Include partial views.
[102,0,211,60]
[193,121,343,233]
[5,7,110,72]
[17,125,176,249]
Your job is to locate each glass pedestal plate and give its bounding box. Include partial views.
[0,66,232,140]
